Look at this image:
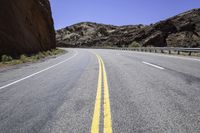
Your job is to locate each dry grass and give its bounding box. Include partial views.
[0,48,66,68]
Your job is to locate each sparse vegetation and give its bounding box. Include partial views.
[1,55,13,63]
[129,41,141,47]
[20,55,28,63]
[0,48,66,67]
[38,52,46,59]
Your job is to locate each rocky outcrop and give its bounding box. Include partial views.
[56,22,118,47]
[0,0,56,56]
[57,8,200,48]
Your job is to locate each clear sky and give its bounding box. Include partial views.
[50,0,200,29]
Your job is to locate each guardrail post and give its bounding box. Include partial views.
[114,47,200,55]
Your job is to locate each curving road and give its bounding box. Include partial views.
[0,48,200,133]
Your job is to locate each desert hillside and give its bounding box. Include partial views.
[56,9,200,48]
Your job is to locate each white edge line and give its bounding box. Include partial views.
[192,58,200,62]
[142,61,165,70]
[0,50,78,90]
[128,51,200,62]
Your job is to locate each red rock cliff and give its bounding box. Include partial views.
[0,0,56,56]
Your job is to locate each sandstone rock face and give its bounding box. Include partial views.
[0,0,56,56]
[57,9,200,48]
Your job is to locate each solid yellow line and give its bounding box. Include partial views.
[99,57,113,133]
[91,55,102,133]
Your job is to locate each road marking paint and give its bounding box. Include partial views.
[0,50,78,90]
[91,54,112,133]
[192,58,200,62]
[91,55,102,133]
[142,61,165,70]
[125,50,200,62]
[99,57,112,133]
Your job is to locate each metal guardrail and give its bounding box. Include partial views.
[107,47,200,56]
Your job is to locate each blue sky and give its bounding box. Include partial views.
[50,0,200,29]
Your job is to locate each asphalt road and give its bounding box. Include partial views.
[0,48,200,133]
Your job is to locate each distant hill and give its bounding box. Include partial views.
[0,0,56,56]
[56,9,200,48]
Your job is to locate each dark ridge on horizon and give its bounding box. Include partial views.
[56,8,200,48]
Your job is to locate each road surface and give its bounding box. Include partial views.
[0,48,200,133]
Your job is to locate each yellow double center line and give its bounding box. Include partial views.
[91,54,112,133]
